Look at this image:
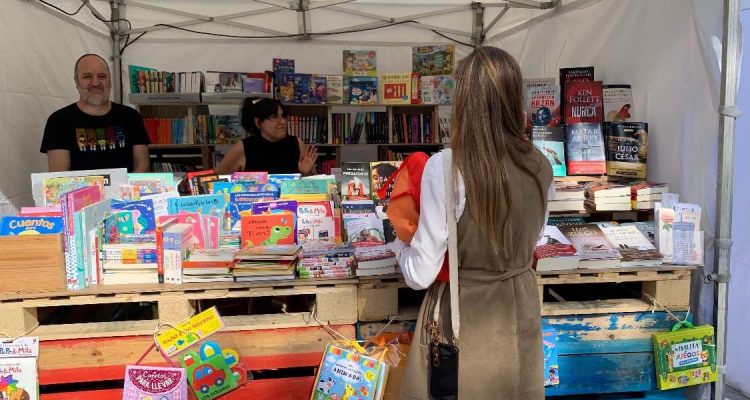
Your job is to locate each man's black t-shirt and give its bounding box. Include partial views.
[40,103,150,171]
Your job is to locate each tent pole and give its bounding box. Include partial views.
[110,0,123,103]
[471,2,485,46]
[713,0,740,399]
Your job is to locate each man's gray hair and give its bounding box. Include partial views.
[74,54,110,81]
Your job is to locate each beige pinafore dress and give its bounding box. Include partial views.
[400,149,552,399]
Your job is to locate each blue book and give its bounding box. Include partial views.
[112,199,156,234]
[0,216,64,236]
[229,191,279,231]
[167,194,227,220]
[269,173,301,187]
[543,327,560,386]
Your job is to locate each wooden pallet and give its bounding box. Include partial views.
[356,275,424,322]
[0,279,358,340]
[538,266,693,316]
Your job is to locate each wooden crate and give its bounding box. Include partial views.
[357,275,425,322]
[0,234,65,292]
[0,279,358,340]
[537,266,693,316]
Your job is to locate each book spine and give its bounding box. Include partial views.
[155,223,166,283]
[60,195,78,290]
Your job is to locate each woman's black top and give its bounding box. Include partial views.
[242,134,300,174]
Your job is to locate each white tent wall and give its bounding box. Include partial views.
[725,5,750,396]
[1,1,110,209]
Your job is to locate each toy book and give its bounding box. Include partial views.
[653,323,717,390]
[240,211,296,248]
[543,328,560,386]
[412,45,455,76]
[180,341,246,400]
[123,365,188,400]
[311,341,388,400]
[0,216,64,236]
[343,50,377,77]
[0,337,39,400]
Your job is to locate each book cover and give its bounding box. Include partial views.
[0,217,64,236]
[112,199,156,234]
[231,171,269,184]
[525,83,561,130]
[348,77,378,104]
[312,342,386,400]
[273,58,295,93]
[543,328,560,386]
[251,200,298,215]
[603,85,633,122]
[326,75,344,104]
[241,211,296,248]
[606,122,648,179]
[557,224,622,261]
[297,201,337,244]
[213,115,244,144]
[380,73,411,105]
[565,122,606,175]
[341,162,371,200]
[412,45,455,76]
[559,66,594,125]
[128,65,156,94]
[653,324,717,390]
[123,365,188,400]
[531,126,567,177]
[279,73,313,104]
[369,161,401,201]
[599,225,662,264]
[0,358,38,400]
[168,194,227,221]
[204,71,244,93]
[32,168,128,207]
[42,176,105,206]
[311,75,328,104]
[159,213,207,249]
[229,192,280,231]
[420,75,454,105]
[343,50,377,77]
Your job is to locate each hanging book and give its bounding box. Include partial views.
[653,323,717,390]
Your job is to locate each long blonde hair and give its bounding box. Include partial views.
[451,46,544,256]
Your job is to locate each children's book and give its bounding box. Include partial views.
[343,50,377,77]
[311,342,387,400]
[543,328,560,386]
[123,365,188,400]
[311,75,328,104]
[232,171,269,184]
[112,199,156,234]
[19,205,62,217]
[251,200,298,215]
[229,192,280,231]
[42,176,105,206]
[0,337,39,400]
[241,211,296,248]
[420,75,454,105]
[31,168,128,206]
[273,58,295,92]
[348,77,378,104]
[297,201,337,244]
[412,45,455,76]
[0,217,64,236]
[168,194,227,221]
[653,323,717,390]
[380,73,411,105]
[326,75,344,104]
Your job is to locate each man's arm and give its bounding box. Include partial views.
[47,149,71,172]
[132,144,150,172]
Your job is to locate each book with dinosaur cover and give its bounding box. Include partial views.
[603,85,633,122]
[241,212,296,248]
[606,122,648,179]
[531,126,567,177]
[412,45,454,76]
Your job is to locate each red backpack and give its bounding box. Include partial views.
[378,152,449,282]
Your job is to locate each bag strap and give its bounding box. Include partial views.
[443,151,460,344]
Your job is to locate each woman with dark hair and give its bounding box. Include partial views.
[393,46,554,398]
[214,98,318,175]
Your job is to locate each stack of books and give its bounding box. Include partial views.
[233,244,301,282]
[548,182,586,212]
[556,224,622,269]
[584,182,631,211]
[629,181,668,210]
[182,248,236,283]
[298,243,355,279]
[100,235,159,284]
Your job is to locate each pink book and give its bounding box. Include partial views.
[123,365,188,400]
[159,213,206,249]
[20,205,62,217]
[231,171,269,184]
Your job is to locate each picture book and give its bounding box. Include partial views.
[341,162,371,200]
[543,328,560,386]
[297,201,337,244]
[231,171,269,184]
[159,213,207,249]
[62,186,104,289]
[273,58,295,92]
[229,192,280,231]
[213,115,244,144]
[0,357,38,400]
[312,342,387,400]
[128,64,156,94]
[346,215,386,246]
[156,307,225,356]
[326,75,344,104]
[420,75,454,105]
[411,72,421,104]
[168,194,227,221]
[531,126,567,177]
[348,77,378,104]
[370,161,401,201]
[311,75,328,104]
[123,365,188,400]
[653,323,717,390]
[269,173,302,186]
[524,82,561,130]
[279,178,334,196]
[380,73,411,105]
[279,73,314,104]
[112,199,156,234]
[19,205,62,217]
[251,200,298,215]
[41,175,105,206]
[240,211,296,248]
[603,84,633,122]
[0,216,64,236]
[31,168,128,206]
[180,341,246,400]
[606,122,648,179]
[343,50,377,77]
[412,45,455,76]
[141,191,180,218]
[127,173,177,194]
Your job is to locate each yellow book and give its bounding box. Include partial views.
[652,322,717,390]
[380,73,411,105]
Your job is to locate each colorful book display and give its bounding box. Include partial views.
[653,322,717,390]
[311,341,388,400]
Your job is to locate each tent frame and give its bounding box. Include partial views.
[33,1,742,399]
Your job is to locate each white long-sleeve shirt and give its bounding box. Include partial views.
[389,150,554,290]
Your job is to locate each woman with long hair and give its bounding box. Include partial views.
[392,46,553,398]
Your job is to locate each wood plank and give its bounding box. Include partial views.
[157,296,195,326]
[537,269,689,285]
[642,278,691,308]
[316,285,358,324]
[536,265,694,277]
[0,306,38,337]
[357,286,399,322]
[38,325,355,383]
[542,299,688,316]
[34,320,157,340]
[0,279,358,302]
[543,311,684,342]
[544,353,657,396]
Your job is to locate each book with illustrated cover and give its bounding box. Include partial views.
[343,50,377,77]
[603,84,633,122]
[653,324,717,390]
[370,161,401,201]
[0,216,64,236]
[348,77,378,104]
[310,75,328,104]
[534,225,579,271]
[312,342,387,400]
[524,81,561,130]
[412,45,455,76]
[123,365,188,400]
[420,75,455,105]
[531,126,567,177]
[606,122,648,179]
[297,201,338,244]
[341,162,371,200]
[557,224,621,268]
[213,115,244,144]
[241,211,296,248]
[128,65,156,94]
[204,71,244,93]
[599,224,662,266]
[543,328,560,386]
[380,73,411,105]
[0,337,39,400]
[326,75,344,104]
[273,58,295,94]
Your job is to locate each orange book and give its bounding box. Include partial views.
[240,211,296,248]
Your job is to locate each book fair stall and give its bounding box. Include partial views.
[0,1,744,399]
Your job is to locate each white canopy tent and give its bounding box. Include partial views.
[0,0,743,398]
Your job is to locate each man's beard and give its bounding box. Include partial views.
[79,87,110,106]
